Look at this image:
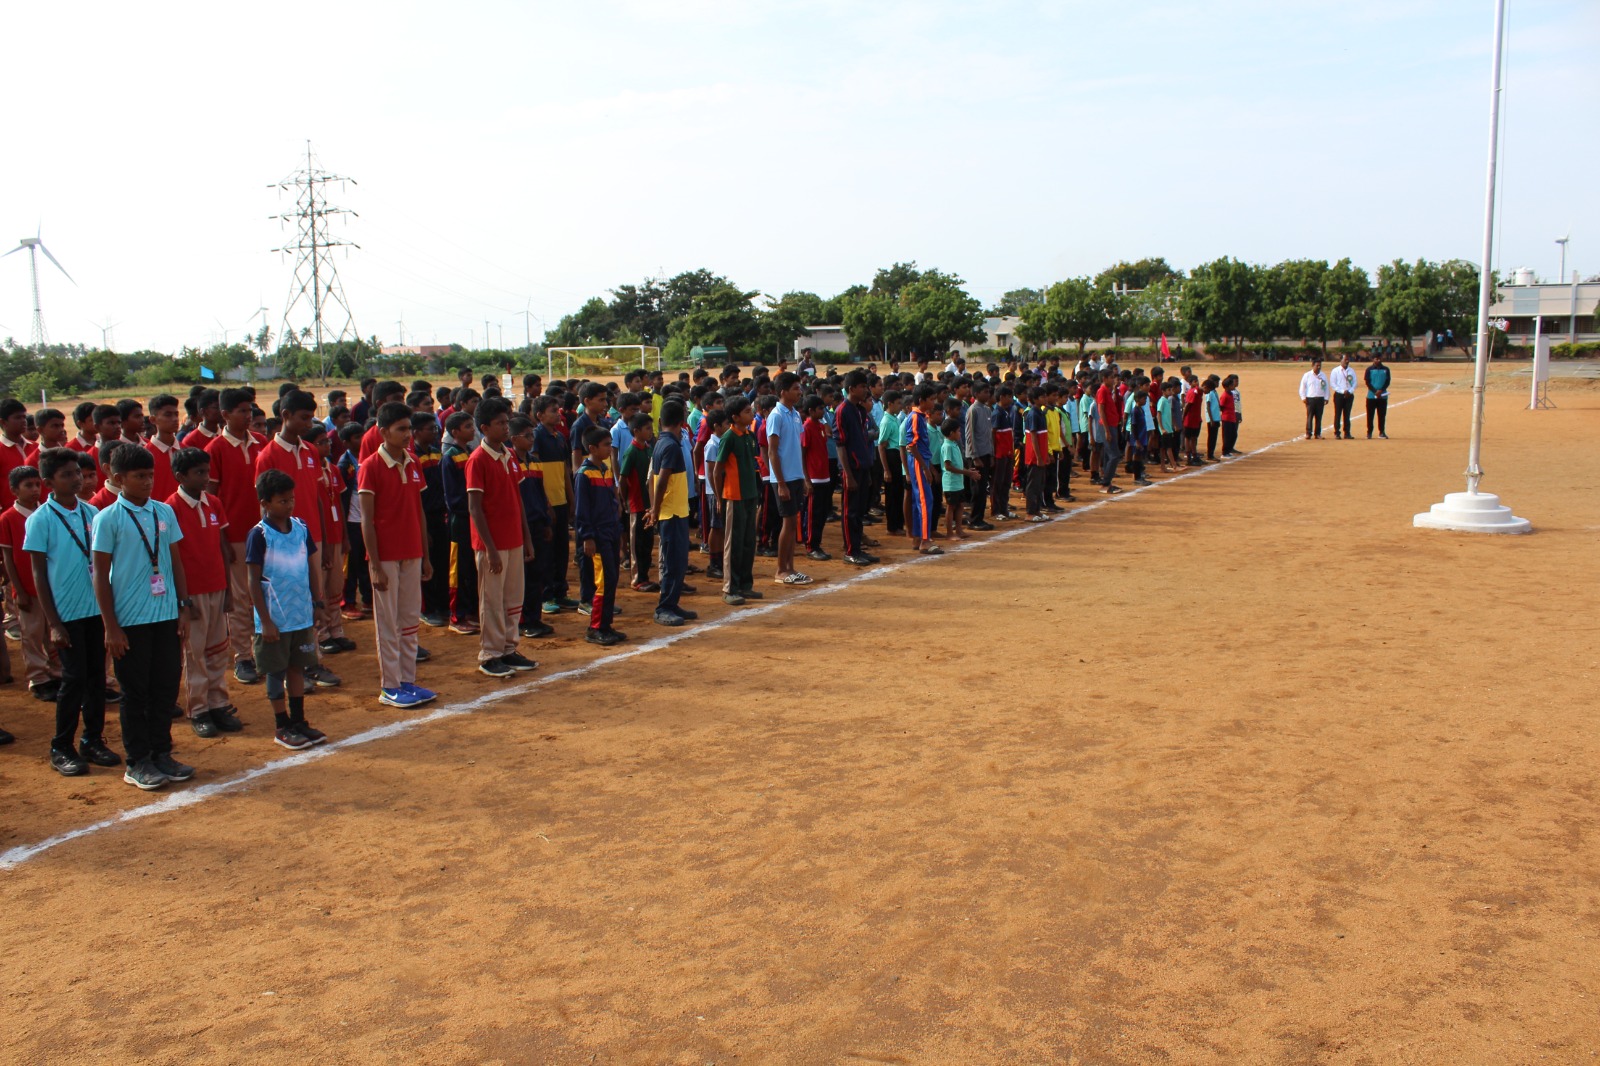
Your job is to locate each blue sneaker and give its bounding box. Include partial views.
[379,687,423,709]
[402,683,438,705]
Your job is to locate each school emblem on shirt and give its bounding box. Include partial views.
[158,520,169,533]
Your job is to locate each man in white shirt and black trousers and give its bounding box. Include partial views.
[1298,359,1331,440]
[1329,354,1358,439]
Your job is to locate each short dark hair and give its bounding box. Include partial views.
[37,447,78,480]
[220,388,252,413]
[377,402,412,430]
[444,411,474,434]
[280,390,317,415]
[410,412,438,434]
[93,404,120,426]
[115,398,143,419]
[659,400,687,429]
[0,398,26,420]
[476,396,511,428]
[628,412,653,432]
[8,464,39,490]
[339,422,365,444]
[256,468,295,502]
[73,401,97,424]
[724,395,751,419]
[35,407,63,428]
[108,441,153,474]
[374,380,406,406]
[149,394,179,414]
[582,427,609,449]
[171,447,211,477]
[775,372,800,393]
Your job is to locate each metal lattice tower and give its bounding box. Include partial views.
[270,141,359,381]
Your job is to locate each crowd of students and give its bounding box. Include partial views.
[0,356,1250,790]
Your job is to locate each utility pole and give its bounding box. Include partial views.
[485,319,491,352]
[1556,236,1569,283]
[271,141,359,384]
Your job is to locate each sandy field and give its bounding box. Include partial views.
[1,362,1597,1065]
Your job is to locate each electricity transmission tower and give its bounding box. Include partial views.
[270,141,359,383]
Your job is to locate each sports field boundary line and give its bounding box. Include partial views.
[0,384,1442,871]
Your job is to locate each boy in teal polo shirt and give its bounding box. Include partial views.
[23,447,118,777]
[91,442,193,790]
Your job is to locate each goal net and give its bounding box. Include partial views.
[545,345,662,379]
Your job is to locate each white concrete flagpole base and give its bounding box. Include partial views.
[1413,491,1531,534]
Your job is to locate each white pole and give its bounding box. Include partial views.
[1414,0,1529,534]
[1529,315,1541,409]
[1465,0,1507,495]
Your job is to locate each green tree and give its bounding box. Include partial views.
[1374,259,1435,353]
[758,291,828,362]
[1094,257,1183,292]
[1323,258,1373,346]
[990,288,1044,315]
[1018,277,1115,353]
[673,283,762,356]
[1121,277,1182,340]
[839,291,900,359]
[548,296,618,348]
[1435,258,1486,351]
[896,270,985,357]
[1179,257,1262,350]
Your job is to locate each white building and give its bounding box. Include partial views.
[1487,275,1597,346]
[793,316,1025,361]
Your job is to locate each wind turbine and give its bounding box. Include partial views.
[2,227,76,351]
[245,302,271,354]
[90,315,120,351]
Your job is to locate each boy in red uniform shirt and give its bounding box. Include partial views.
[0,399,31,510]
[205,388,265,683]
[357,402,437,709]
[304,423,353,657]
[167,447,241,738]
[24,408,68,466]
[799,396,833,560]
[1,464,61,701]
[144,394,182,502]
[465,397,537,679]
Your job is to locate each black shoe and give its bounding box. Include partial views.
[152,752,195,782]
[722,592,747,605]
[334,637,358,653]
[501,652,538,672]
[234,660,260,685]
[415,646,432,663]
[190,711,220,739]
[122,758,169,790]
[170,705,184,719]
[104,687,123,704]
[740,588,764,600]
[51,747,89,776]
[519,621,555,639]
[274,726,314,750]
[420,612,448,628]
[478,657,514,678]
[844,554,874,566]
[586,628,625,647]
[307,665,342,688]
[576,602,592,616]
[653,610,684,627]
[557,597,580,610]
[706,565,724,580]
[967,521,995,531]
[0,726,11,745]
[295,722,327,745]
[212,705,244,732]
[30,680,60,702]
[672,607,699,621]
[806,550,832,562]
[755,546,777,558]
[318,638,344,655]
[78,737,122,767]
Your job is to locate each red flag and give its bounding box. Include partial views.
[1159,333,1171,360]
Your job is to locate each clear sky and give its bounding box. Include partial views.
[4,0,1595,353]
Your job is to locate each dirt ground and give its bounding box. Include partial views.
[1,363,1597,1065]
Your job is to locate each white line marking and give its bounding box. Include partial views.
[0,384,1442,870]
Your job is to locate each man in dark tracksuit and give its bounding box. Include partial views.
[1364,356,1392,439]
[572,429,624,645]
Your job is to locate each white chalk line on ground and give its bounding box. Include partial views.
[0,384,1442,871]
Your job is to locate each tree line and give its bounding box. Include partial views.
[544,255,1492,363]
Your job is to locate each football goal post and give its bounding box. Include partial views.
[544,345,662,379]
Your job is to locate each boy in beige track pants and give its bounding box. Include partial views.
[356,402,438,710]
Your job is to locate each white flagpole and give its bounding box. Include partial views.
[1415,0,1530,533]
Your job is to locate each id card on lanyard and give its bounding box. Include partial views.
[123,500,167,597]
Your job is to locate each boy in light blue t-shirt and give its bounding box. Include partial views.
[938,417,978,542]
[246,468,328,752]
[90,442,191,791]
